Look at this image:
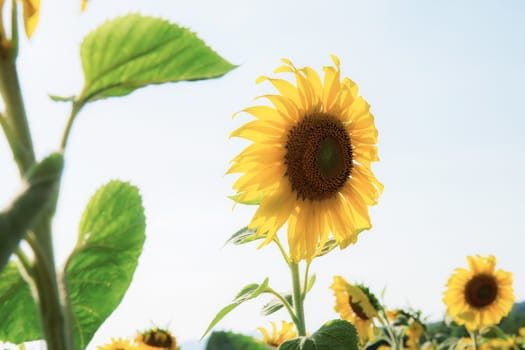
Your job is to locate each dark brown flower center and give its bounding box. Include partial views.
[349,296,370,321]
[285,113,353,201]
[464,274,498,308]
[143,329,174,348]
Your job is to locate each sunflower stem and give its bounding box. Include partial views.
[60,100,84,151]
[290,261,306,336]
[378,310,400,350]
[470,330,479,350]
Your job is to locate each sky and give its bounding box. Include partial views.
[1,0,524,349]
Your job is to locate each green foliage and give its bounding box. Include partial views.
[0,153,63,271]
[64,180,146,350]
[500,301,525,335]
[78,14,236,103]
[0,263,41,344]
[278,320,359,350]
[202,278,270,339]
[261,293,293,316]
[205,331,271,350]
[225,226,263,246]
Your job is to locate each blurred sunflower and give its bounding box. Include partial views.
[97,337,137,350]
[257,320,297,347]
[443,255,514,331]
[135,328,179,350]
[228,55,382,261]
[331,276,381,345]
[405,319,425,349]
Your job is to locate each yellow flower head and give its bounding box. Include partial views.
[135,328,179,350]
[229,56,382,261]
[331,276,381,345]
[443,255,514,331]
[97,337,137,350]
[405,319,425,349]
[257,320,298,347]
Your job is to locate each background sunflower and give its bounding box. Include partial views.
[443,255,514,331]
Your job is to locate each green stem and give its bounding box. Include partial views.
[60,100,83,151]
[470,330,478,350]
[378,310,400,350]
[0,39,74,348]
[272,236,289,264]
[290,261,306,336]
[0,52,35,174]
[27,230,75,350]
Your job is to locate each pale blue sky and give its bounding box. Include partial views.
[1,1,524,349]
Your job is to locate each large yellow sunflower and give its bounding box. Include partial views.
[331,276,380,345]
[443,255,514,331]
[135,328,179,350]
[228,55,382,261]
[257,320,297,348]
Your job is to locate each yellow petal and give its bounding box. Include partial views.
[21,0,40,38]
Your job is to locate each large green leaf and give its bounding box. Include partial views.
[206,331,271,350]
[0,153,63,271]
[64,181,146,350]
[278,320,358,350]
[78,14,236,103]
[202,278,270,339]
[0,263,41,343]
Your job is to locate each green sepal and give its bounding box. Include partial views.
[78,14,236,104]
[48,94,76,102]
[480,325,508,340]
[261,293,293,316]
[205,331,271,350]
[316,239,338,257]
[0,262,41,344]
[305,274,316,294]
[278,319,359,350]
[64,180,146,350]
[201,278,270,339]
[0,153,63,271]
[228,192,264,205]
[225,226,264,246]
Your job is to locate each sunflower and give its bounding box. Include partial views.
[97,337,137,350]
[228,55,382,261]
[443,255,514,331]
[257,320,298,347]
[135,328,179,350]
[331,276,381,345]
[405,319,425,349]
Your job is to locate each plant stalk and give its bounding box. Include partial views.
[0,54,35,174]
[0,44,74,349]
[290,261,306,336]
